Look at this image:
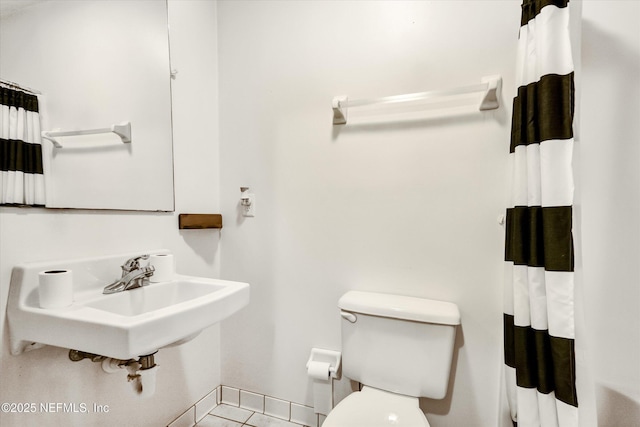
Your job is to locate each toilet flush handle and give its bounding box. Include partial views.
[340,311,357,323]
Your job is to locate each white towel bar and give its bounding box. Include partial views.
[332,75,502,125]
[41,122,131,148]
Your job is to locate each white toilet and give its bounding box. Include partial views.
[323,290,461,427]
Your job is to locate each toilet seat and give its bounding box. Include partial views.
[322,386,430,427]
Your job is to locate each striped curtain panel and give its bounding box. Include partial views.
[503,1,577,426]
[0,86,46,206]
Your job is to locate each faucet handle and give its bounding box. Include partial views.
[121,254,150,273]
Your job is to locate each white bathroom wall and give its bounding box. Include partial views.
[217,1,519,425]
[580,1,640,425]
[0,1,222,426]
[2,1,637,426]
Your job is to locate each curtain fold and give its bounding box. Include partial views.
[503,1,577,426]
[0,86,46,206]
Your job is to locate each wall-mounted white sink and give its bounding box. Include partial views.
[7,251,250,360]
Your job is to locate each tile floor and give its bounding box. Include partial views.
[196,404,309,427]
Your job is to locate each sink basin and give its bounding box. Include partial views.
[85,280,227,317]
[7,251,250,359]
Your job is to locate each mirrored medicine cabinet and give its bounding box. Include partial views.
[0,0,175,211]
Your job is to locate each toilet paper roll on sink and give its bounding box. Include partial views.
[307,361,333,415]
[38,269,73,309]
[149,254,174,282]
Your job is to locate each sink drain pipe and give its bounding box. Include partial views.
[125,352,159,398]
[69,349,159,397]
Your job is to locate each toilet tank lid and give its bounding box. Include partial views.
[338,291,461,325]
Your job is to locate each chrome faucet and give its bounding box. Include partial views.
[103,255,155,294]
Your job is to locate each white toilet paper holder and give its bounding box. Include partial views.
[306,348,341,379]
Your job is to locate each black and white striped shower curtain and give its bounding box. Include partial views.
[0,86,45,206]
[503,0,577,426]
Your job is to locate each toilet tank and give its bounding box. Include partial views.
[338,291,460,399]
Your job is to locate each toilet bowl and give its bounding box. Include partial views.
[324,291,460,427]
[323,386,429,427]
